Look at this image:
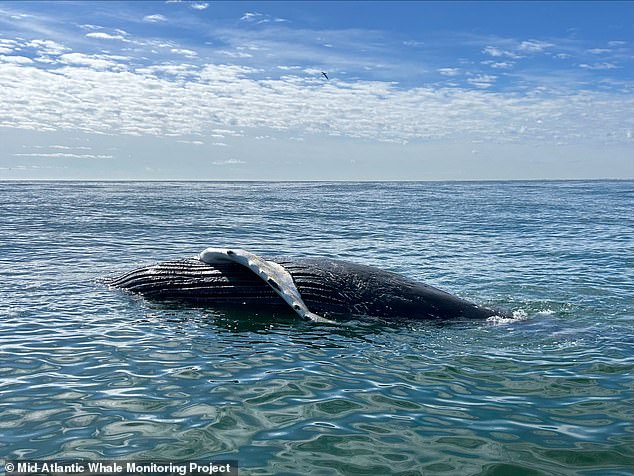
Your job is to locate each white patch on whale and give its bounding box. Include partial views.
[198,248,333,323]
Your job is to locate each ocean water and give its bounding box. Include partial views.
[1,180,633,475]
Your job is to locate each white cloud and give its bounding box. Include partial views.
[0,38,18,55]
[481,60,514,69]
[239,11,286,24]
[579,62,617,70]
[467,74,496,88]
[143,14,167,23]
[27,39,67,55]
[135,63,197,77]
[482,39,552,61]
[0,55,33,64]
[0,165,69,171]
[219,50,253,59]
[437,68,460,76]
[0,28,631,152]
[30,144,91,150]
[59,52,118,70]
[519,39,553,52]
[171,48,197,58]
[241,12,263,22]
[199,64,258,82]
[482,46,521,59]
[587,48,611,54]
[212,159,245,165]
[86,31,128,41]
[13,153,113,159]
[191,3,208,10]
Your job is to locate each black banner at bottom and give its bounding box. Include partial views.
[4,461,238,476]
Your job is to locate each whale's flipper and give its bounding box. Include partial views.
[198,248,334,323]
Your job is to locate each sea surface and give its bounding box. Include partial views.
[1,180,633,475]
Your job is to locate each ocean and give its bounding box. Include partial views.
[1,180,632,475]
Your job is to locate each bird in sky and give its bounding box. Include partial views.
[321,72,329,80]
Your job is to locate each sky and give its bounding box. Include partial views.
[0,0,632,180]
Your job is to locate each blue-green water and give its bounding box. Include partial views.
[1,181,633,475]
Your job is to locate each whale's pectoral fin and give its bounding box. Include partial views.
[304,311,336,324]
[198,247,333,323]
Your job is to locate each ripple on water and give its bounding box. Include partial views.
[1,181,633,474]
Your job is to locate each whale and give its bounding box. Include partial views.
[105,247,506,322]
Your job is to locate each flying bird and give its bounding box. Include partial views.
[321,72,329,80]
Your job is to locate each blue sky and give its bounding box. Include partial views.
[0,1,632,180]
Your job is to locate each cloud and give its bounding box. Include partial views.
[170,48,197,58]
[27,39,67,55]
[143,14,167,23]
[0,165,69,171]
[191,3,208,11]
[519,39,553,52]
[240,11,287,24]
[198,64,258,81]
[0,39,18,47]
[59,52,119,70]
[0,55,33,64]
[579,62,617,70]
[482,39,553,61]
[219,50,253,59]
[241,12,263,22]
[30,144,91,150]
[212,159,245,165]
[79,23,101,30]
[482,46,521,59]
[86,31,128,41]
[135,63,198,77]
[3,53,630,149]
[467,74,496,88]
[587,48,611,54]
[13,153,113,159]
[481,60,514,69]
[437,68,460,76]
[0,8,631,153]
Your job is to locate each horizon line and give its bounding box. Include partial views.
[1,178,632,184]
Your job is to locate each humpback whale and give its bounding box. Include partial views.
[106,248,505,322]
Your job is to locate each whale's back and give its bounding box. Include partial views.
[106,256,500,321]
